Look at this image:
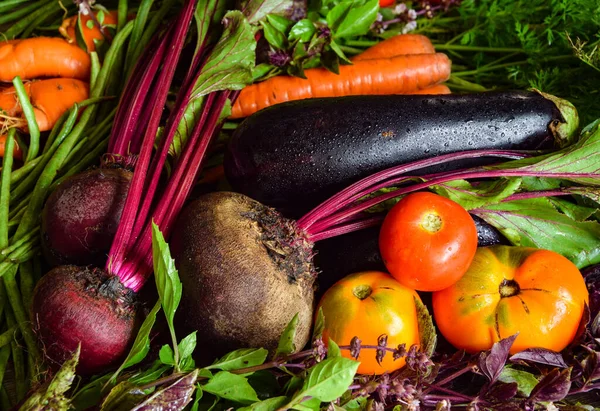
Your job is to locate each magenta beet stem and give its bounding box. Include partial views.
[305,169,600,238]
[296,149,533,230]
[120,91,233,291]
[107,0,197,277]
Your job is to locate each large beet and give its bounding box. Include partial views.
[41,168,132,267]
[171,192,315,357]
[32,266,138,375]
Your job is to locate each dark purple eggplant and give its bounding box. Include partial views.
[225,91,578,216]
[314,215,508,298]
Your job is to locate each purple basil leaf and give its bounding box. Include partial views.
[478,334,518,384]
[592,311,600,338]
[581,350,600,383]
[486,382,518,402]
[528,368,572,402]
[130,369,199,411]
[583,263,600,319]
[509,348,568,368]
[570,304,591,348]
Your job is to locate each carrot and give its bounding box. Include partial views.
[0,134,22,160]
[59,10,120,52]
[0,37,91,82]
[230,53,451,119]
[352,34,436,61]
[410,84,451,94]
[0,78,89,132]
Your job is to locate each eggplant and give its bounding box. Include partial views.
[314,216,508,298]
[225,91,578,216]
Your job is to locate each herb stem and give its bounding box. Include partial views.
[421,365,474,395]
[453,55,574,77]
[433,44,523,53]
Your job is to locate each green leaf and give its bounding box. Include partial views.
[326,1,352,31]
[287,357,360,406]
[241,0,295,24]
[205,348,268,371]
[173,97,205,160]
[202,371,260,404]
[328,339,342,358]
[312,307,325,340]
[252,63,277,81]
[152,222,182,339]
[97,9,106,25]
[344,397,367,411]
[329,40,352,64]
[238,396,289,411]
[110,300,161,382]
[276,313,300,356]
[192,11,257,97]
[261,21,287,49]
[473,198,600,268]
[178,331,198,362]
[288,19,316,42]
[194,0,231,54]
[415,296,437,357]
[432,178,522,211]
[19,346,80,411]
[549,197,597,221]
[334,0,379,39]
[190,386,203,411]
[267,14,294,33]
[160,344,175,366]
[130,370,199,411]
[499,367,539,397]
[321,48,340,74]
[100,381,146,411]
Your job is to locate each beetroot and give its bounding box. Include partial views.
[41,168,132,267]
[32,266,137,374]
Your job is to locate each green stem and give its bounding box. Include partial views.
[20,2,59,39]
[5,304,27,400]
[2,0,56,39]
[0,0,46,25]
[339,45,364,55]
[8,157,39,185]
[3,267,40,372]
[0,130,15,247]
[118,0,128,32]
[90,52,101,91]
[0,385,11,410]
[12,77,40,163]
[452,55,574,77]
[0,346,10,392]
[19,261,34,312]
[344,39,378,47]
[124,0,155,73]
[433,44,524,53]
[479,52,521,69]
[42,110,69,155]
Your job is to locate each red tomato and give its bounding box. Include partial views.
[379,0,395,7]
[379,192,477,291]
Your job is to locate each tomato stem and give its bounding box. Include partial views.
[499,278,520,298]
[420,213,442,233]
[352,284,373,300]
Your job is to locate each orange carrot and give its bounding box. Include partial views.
[410,84,451,94]
[230,53,451,119]
[59,10,120,52]
[352,34,436,61]
[0,78,89,132]
[0,134,22,160]
[0,37,91,82]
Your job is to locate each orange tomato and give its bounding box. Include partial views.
[317,271,421,375]
[379,192,478,291]
[433,246,589,354]
[59,10,119,52]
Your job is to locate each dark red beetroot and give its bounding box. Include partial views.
[32,266,137,374]
[32,0,241,374]
[41,168,132,267]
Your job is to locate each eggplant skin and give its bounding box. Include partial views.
[225,91,564,216]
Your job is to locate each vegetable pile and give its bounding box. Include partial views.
[0,0,599,410]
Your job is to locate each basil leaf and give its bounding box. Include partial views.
[329,40,352,64]
[287,357,359,405]
[192,11,257,97]
[288,19,316,42]
[152,222,182,340]
[205,348,269,371]
[262,21,287,49]
[267,14,294,33]
[100,381,146,411]
[432,178,522,211]
[473,197,600,268]
[312,307,325,340]
[202,371,260,404]
[415,296,437,357]
[499,367,539,397]
[276,313,300,356]
[130,370,199,411]
[238,396,288,411]
[110,300,162,382]
[326,1,352,31]
[178,331,198,362]
[334,0,378,39]
[253,63,277,80]
[190,386,203,411]
[159,345,175,366]
[327,339,341,358]
[321,48,340,74]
